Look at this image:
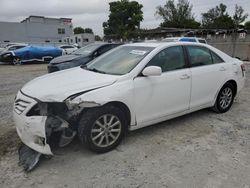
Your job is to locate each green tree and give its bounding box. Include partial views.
[245,21,250,30]
[155,0,200,29]
[74,27,85,34]
[74,27,94,34]
[103,0,143,40]
[233,4,248,29]
[201,3,234,29]
[95,35,102,41]
[84,28,94,34]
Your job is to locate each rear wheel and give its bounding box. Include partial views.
[78,105,126,153]
[212,82,235,113]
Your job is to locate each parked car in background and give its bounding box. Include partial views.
[59,45,78,54]
[47,43,122,73]
[0,43,28,54]
[14,42,245,162]
[0,46,63,65]
[2,42,27,48]
[162,37,207,44]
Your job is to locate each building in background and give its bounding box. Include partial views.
[0,16,73,44]
[62,33,95,47]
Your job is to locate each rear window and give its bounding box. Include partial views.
[187,46,213,67]
[198,39,207,44]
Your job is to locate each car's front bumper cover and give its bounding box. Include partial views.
[13,91,53,155]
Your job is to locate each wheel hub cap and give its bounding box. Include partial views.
[91,114,122,147]
[219,87,233,109]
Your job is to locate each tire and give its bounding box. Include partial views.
[12,57,21,65]
[78,105,127,153]
[212,82,235,113]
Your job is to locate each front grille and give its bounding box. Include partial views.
[14,99,31,114]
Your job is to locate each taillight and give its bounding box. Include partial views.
[240,64,245,77]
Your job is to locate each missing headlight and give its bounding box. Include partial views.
[26,104,40,116]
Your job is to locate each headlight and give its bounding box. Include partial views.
[65,97,100,110]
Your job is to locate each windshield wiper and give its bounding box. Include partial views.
[88,68,106,74]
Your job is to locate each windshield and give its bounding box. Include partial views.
[72,43,104,56]
[85,46,154,75]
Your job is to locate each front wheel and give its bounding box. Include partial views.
[12,57,21,65]
[212,82,235,113]
[78,105,127,153]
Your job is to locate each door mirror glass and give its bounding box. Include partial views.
[142,66,162,76]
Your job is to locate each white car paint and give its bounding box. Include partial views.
[21,67,119,102]
[13,42,246,155]
[14,91,53,154]
[59,45,78,54]
[0,44,28,53]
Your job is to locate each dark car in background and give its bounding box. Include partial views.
[47,43,121,73]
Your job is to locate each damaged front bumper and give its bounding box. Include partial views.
[14,91,80,171]
[14,91,53,155]
[15,115,53,155]
[14,89,103,171]
[14,90,78,155]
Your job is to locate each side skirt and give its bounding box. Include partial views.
[129,103,212,131]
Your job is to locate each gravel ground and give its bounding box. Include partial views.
[0,63,250,188]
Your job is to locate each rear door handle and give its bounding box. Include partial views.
[180,74,190,80]
[219,67,226,71]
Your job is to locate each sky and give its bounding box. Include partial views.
[0,0,250,36]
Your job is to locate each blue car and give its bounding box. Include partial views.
[162,37,207,44]
[0,46,63,65]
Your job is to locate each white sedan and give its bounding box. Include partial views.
[14,42,246,155]
[59,45,78,54]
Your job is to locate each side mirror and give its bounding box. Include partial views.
[142,66,162,76]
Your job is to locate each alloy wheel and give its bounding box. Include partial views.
[91,114,122,148]
[219,87,233,109]
[13,58,21,65]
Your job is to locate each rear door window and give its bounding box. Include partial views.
[210,51,224,63]
[186,46,213,67]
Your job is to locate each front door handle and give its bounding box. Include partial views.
[219,67,226,71]
[180,74,190,80]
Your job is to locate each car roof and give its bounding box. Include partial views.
[124,42,163,48]
[5,43,27,47]
[124,41,208,48]
[163,37,206,40]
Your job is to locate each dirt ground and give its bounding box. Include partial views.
[0,63,250,188]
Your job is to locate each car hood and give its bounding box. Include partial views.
[21,67,118,102]
[50,54,86,64]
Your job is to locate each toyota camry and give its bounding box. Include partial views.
[13,42,246,170]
